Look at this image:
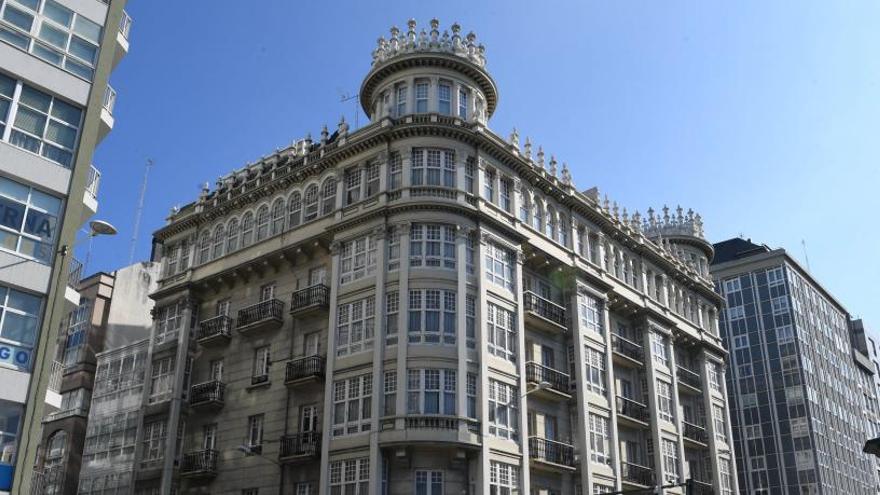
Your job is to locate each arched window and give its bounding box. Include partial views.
[519,191,531,223]
[241,212,254,247]
[271,198,285,235]
[321,178,336,216]
[226,218,239,253]
[533,198,544,232]
[46,430,67,465]
[198,231,211,264]
[288,192,302,228]
[545,206,556,239]
[304,184,319,221]
[211,225,225,259]
[255,205,270,241]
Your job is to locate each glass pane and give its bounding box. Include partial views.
[0,74,15,98]
[32,42,63,66]
[0,231,19,251]
[68,36,96,64]
[8,130,40,153]
[63,58,92,80]
[29,189,61,215]
[7,289,41,314]
[0,178,29,202]
[24,208,56,241]
[45,120,75,148]
[19,86,50,112]
[0,100,9,122]
[13,107,46,135]
[38,23,68,49]
[0,26,29,49]
[49,99,80,126]
[43,1,72,27]
[73,15,100,43]
[40,143,71,167]
[3,7,34,32]
[1,311,38,345]
[12,0,39,11]
[0,196,26,232]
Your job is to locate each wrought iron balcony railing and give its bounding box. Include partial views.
[523,291,567,327]
[285,355,325,383]
[197,315,233,341]
[621,461,654,486]
[237,299,284,328]
[683,421,708,444]
[189,380,225,406]
[677,366,702,389]
[290,284,329,312]
[279,431,321,459]
[525,362,570,394]
[528,437,576,467]
[180,449,218,476]
[616,396,650,423]
[611,332,644,362]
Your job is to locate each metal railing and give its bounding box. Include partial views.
[47,360,63,393]
[528,437,575,467]
[525,361,570,394]
[197,315,233,341]
[189,381,225,405]
[85,165,101,201]
[683,421,708,443]
[621,461,654,486]
[67,257,83,289]
[286,355,325,382]
[237,299,284,327]
[523,291,567,327]
[279,431,321,458]
[691,479,714,495]
[290,284,329,312]
[180,449,218,475]
[103,85,116,114]
[611,332,643,362]
[677,366,702,389]
[616,396,650,423]
[119,10,132,40]
[251,374,269,386]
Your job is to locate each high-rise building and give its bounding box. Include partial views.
[849,318,880,491]
[142,19,736,495]
[0,0,130,492]
[712,238,878,494]
[29,261,158,494]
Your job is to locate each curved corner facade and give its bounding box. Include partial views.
[138,19,738,495]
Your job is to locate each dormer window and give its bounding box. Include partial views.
[415,80,429,113]
[438,82,451,115]
[395,84,407,117]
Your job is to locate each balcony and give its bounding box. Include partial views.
[99,85,115,142]
[611,332,643,365]
[189,381,225,410]
[197,315,233,346]
[683,421,708,445]
[691,479,714,495]
[44,360,63,408]
[621,462,654,487]
[290,284,329,316]
[525,362,571,400]
[279,431,321,463]
[285,355,325,386]
[378,415,481,448]
[677,366,702,392]
[114,10,131,68]
[237,299,284,334]
[180,450,218,478]
[523,291,567,332]
[616,396,650,425]
[81,164,100,215]
[528,437,576,471]
[64,257,83,307]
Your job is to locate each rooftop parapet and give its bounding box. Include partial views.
[371,19,487,69]
[642,205,705,240]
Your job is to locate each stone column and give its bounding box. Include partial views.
[666,337,687,485]
[318,240,342,495]
[476,231,491,495]
[513,248,531,493]
[369,226,388,493]
[394,223,412,427]
[601,300,622,491]
[642,321,667,488]
[401,146,413,200]
[570,285,597,495]
[455,227,471,436]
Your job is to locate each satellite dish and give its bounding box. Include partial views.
[89,220,118,236]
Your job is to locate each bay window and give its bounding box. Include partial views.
[485,242,514,291]
[388,152,401,191]
[303,184,319,221]
[589,414,610,465]
[488,379,518,440]
[438,82,451,114]
[489,461,519,495]
[584,346,606,396]
[407,368,455,415]
[339,234,377,284]
[332,374,372,436]
[407,289,455,345]
[321,178,336,216]
[487,303,516,362]
[409,223,456,269]
[148,357,174,404]
[329,458,369,495]
[336,296,375,356]
[154,300,185,345]
[657,379,673,422]
[411,148,455,187]
[415,80,429,112]
[458,88,468,119]
[578,292,603,335]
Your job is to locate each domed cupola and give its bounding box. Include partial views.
[359,19,498,125]
[642,205,714,277]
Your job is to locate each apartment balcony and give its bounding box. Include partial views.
[682,421,708,445]
[99,85,115,142]
[62,257,83,307]
[616,396,650,426]
[621,462,654,487]
[611,332,643,365]
[378,415,481,449]
[237,299,284,334]
[525,362,571,400]
[528,437,576,471]
[82,164,100,216]
[44,361,63,409]
[523,291,567,333]
[114,10,131,68]
[690,479,714,495]
[676,366,702,392]
[180,450,218,479]
[197,315,233,346]
[279,431,321,463]
[289,284,329,316]
[189,381,225,410]
[285,355,325,386]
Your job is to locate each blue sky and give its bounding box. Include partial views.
[89,1,880,326]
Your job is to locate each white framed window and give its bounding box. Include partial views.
[387,226,400,271]
[141,420,166,466]
[438,82,451,114]
[407,368,455,415]
[485,242,514,291]
[411,148,455,187]
[415,470,443,495]
[719,459,733,495]
[489,461,519,495]
[651,331,668,368]
[465,156,475,194]
[197,230,210,264]
[723,278,741,294]
[329,457,369,495]
[488,379,518,440]
[252,346,270,383]
[733,334,749,349]
[339,234,377,284]
[247,414,264,452]
[148,357,174,404]
[385,290,399,345]
[487,303,516,362]
[336,296,375,356]
[209,358,223,381]
[365,161,380,198]
[776,325,795,344]
[295,483,312,495]
[271,198,285,235]
[321,178,337,216]
[467,372,477,419]
[345,166,362,205]
[395,84,407,117]
[407,289,455,345]
[466,294,476,349]
[483,167,496,201]
[288,192,302,227]
[584,346,606,396]
[713,404,727,441]
[465,232,475,275]
[708,361,722,392]
[202,423,216,450]
[415,80,429,112]
[661,438,678,483]
[458,88,468,119]
[767,267,784,287]
[211,224,225,259]
[388,151,402,191]
[727,305,745,320]
[240,212,254,246]
[225,219,238,253]
[578,292,603,336]
[771,297,789,315]
[0,284,43,370]
[656,380,673,422]
[589,414,610,465]
[62,298,90,367]
[383,370,396,416]
[332,374,372,437]
[303,184,319,221]
[499,177,511,212]
[0,175,62,263]
[259,283,275,302]
[255,205,270,241]
[409,224,456,269]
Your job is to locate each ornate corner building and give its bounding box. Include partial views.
[140,19,737,495]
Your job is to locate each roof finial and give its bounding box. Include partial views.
[524,137,532,160]
[561,163,572,186]
[537,146,545,169]
[320,124,329,145]
[509,128,519,149]
[549,155,557,177]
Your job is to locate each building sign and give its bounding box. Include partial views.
[0,343,31,370]
[0,196,56,241]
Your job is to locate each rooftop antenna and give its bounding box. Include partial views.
[801,239,811,272]
[338,90,359,129]
[128,159,153,264]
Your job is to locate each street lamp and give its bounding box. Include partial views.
[79,219,118,273]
